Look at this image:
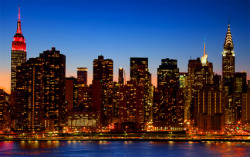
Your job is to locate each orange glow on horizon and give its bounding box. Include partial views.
[1,69,249,95]
[66,72,158,87]
[0,71,11,94]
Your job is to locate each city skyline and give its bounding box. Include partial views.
[1,0,250,94]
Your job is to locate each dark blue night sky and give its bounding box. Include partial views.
[0,0,249,93]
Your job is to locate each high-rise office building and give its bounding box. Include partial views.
[92,55,113,127]
[77,67,88,86]
[77,67,91,109]
[188,42,226,133]
[66,77,78,111]
[187,42,213,125]
[119,80,144,131]
[242,81,250,125]
[11,7,27,106]
[130,58,150,85]
[213,74,222,91]
[15,58,44,131]
[222,21,235,95]
[233,72,247,122]
[93,56,113,84]
[195,86,225,133]
[179,72,188,89]
[112,82,122,123]
[157,58,179,87]
[0,89,10,132]
[15,47,66,132]
[130,58,153,128]
[118,68,124,85]
[41,48,66,128]
[179,72,189,122]
[154,58,184,130]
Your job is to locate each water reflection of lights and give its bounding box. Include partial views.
[169,141,174,146]
[124,141,132,144]
[98,140,110,144]
[206,141,211,145]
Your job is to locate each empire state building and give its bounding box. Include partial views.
[11,7,27,93]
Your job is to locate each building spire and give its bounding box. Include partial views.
[12,5,26,51]
[18,6,20,21]
[201,37,208,66]
[224,18,234,51]
[16,6,22,34]
[204,37,206,56]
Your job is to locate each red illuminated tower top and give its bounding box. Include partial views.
[12,6,26,52]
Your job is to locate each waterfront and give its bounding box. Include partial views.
[0,141,250,157]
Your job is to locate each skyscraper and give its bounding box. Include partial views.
[11,7,26,94]
[222,21,235,95]
[0,89,10,132]
[66,77,78,111]
[157,58,179,87]
[77,67,88,86]
[77,67,90,109]
[119,80,144,131]
[187,41,213,125]
[41,48,66,129]
[242,81,250,125]
[130,58,150,85]
[15,58,44,131]
[93,56,113,84]
[233,72,247,122]
[92,55,113,127]
[154,58,184,130]
[14,47,66,132]
[130,58,153,127]
[195,86,225,133]
[118,68,124,85]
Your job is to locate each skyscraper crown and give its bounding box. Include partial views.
[224,22,234,50]
[12,6,26,52]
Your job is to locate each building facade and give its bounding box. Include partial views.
[153,58,184,130]
[14,47,66,132]
[130,58,153,127]
[92,55,113,128]
[0,89,10,132]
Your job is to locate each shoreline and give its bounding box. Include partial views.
[1,138,250,142]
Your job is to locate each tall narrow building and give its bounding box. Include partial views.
[11,7,27,93]
[92,55,113,127]
[154,58,184,130]
[130,58,153,128]
[118,68,124,85]
[77,67,91,109]
[187,41,213,125]
[222,20,235,95]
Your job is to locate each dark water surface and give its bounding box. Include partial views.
[0,141,250,157]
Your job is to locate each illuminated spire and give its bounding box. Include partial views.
[222,17,235,57]
[18,6,20,21]
[201,37,208,66]
[16,6,22,34]
[203,37,206,56]
[224,18,234,50]
[12,6,26,52]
